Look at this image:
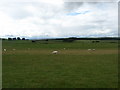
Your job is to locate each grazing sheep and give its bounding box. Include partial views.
[13,49,16,51]
[88,49,91,51]
[52,51,58,54]
[92,49,96,51]
[63,48,66,50]
[3,49,6,51]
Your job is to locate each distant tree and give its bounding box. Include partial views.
[92,41,100,43]
[17,37,21,40]
[2,38,7,40]
[32,40,36,43]
[69,37,77,39]
[63,38,75,42]
[13,38,16,40]
[46,39,48,41]
[8,38,12,40]
[22,38,25,40]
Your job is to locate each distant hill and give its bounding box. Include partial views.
[35,37,120,41]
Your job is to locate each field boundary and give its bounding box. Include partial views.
[0,40,2,89]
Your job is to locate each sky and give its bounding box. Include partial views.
[0,0,118,39]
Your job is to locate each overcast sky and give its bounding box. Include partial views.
[0,0,118,39]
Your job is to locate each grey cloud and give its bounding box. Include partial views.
[63,2,103,13]
[64,0,117,2]
[64,2,83,12]
[93,20,105,23]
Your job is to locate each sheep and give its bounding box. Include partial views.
[52,51,58,54]
[3,49,6,51]
[13,49,16,51]
[92,49,96,51]
[88,49,91,51]
[63,48,66,50]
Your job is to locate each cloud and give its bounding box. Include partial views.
[64,2,84,12]
[0,0,118,39]
[64,0,118,2]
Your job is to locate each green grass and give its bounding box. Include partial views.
[2,40,118,88]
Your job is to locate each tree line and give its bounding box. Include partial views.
[2,37,26,40]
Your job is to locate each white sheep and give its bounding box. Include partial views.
[13,49,16,51]
[3,49,6,51]
[88,49,91,51]
[52,51,58,54]
[63,48,66,50]
[92,49,96,51]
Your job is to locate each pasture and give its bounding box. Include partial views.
[2,40,118,88]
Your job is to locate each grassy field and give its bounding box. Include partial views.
[2,40,118,88]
